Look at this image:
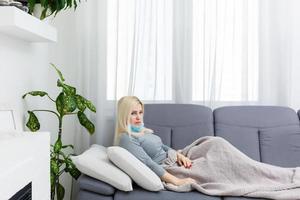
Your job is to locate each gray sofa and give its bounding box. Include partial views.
[77,104,300,200]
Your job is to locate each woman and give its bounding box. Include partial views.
[114,96,196,186]
[114,96,300,199]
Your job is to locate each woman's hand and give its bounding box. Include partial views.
[176,152,192,168]
[161,172,197,186]
[175,177,197,186]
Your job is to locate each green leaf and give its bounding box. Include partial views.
[58,150,66,158]
[65,95,77,112]
[54,138,62,153]
[58,0,65,10]
[62,144,74,149]
[86,100,96,113]
[56,92,76,115]
[56,92,64,115]
[50,0,56,13]
[29,0,81,18]
[67,0,72,7]
[68,166,81,180]
[28,0,36,13]
[40,8,47,20]
[26,111,40,132]
[51,159,59,175]
[74,95,86,111]
[65,158,81,179]
[50,173,55,194]
[56,183,65,200]
[73,0,77,9]
[57,80,76,96]
[77,111,95,134]
[22,91,48,99]
[51,63,65,82]
[37,0,49,20]
[75,95,96,112]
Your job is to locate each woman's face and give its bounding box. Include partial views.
[129,103,143,126]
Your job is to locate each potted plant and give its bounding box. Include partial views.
[28,0,81,19]
[22,63,96,200]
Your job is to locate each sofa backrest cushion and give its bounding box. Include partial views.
[214,106,300,167]
[144,104,214,150]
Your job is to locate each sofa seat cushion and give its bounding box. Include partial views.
[78,175,115,196]
[260,125,300,167]
[114,186,221,200]
[223,197,266,200]
[78,190,113,200]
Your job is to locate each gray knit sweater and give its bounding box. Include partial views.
[119,132,173,177]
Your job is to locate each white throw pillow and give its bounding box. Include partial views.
[71,144,132,191]
[107,146,164,191]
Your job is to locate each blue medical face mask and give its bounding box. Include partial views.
[129,123,144,133]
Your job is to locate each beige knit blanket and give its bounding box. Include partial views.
[162,136,300,200]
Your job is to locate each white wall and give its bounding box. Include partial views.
[0,35,48,119]
[0,10,79,200]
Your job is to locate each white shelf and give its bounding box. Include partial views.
[0,7,57,42]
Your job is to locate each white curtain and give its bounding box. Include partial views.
[69,1,107,199]
[74,0,300,148]
[107,0,173,101]
[107,0,259,106]
[259,0,298,107]
[192,0,258,107]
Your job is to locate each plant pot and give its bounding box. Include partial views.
[32,3,42,19]
[32,3,51,20]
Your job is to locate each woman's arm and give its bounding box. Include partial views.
[161,171,196,186]
[162,144,171,152]
[119,133,166,177]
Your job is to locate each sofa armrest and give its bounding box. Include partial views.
[78,174,115,196]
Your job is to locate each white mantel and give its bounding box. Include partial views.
[0,131,50,199]
[0,7,57,42]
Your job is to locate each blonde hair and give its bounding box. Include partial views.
[113,96,144,145]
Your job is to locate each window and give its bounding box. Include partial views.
[192,0,258,101]
[107,0,173,101]
[106,0,259,103]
